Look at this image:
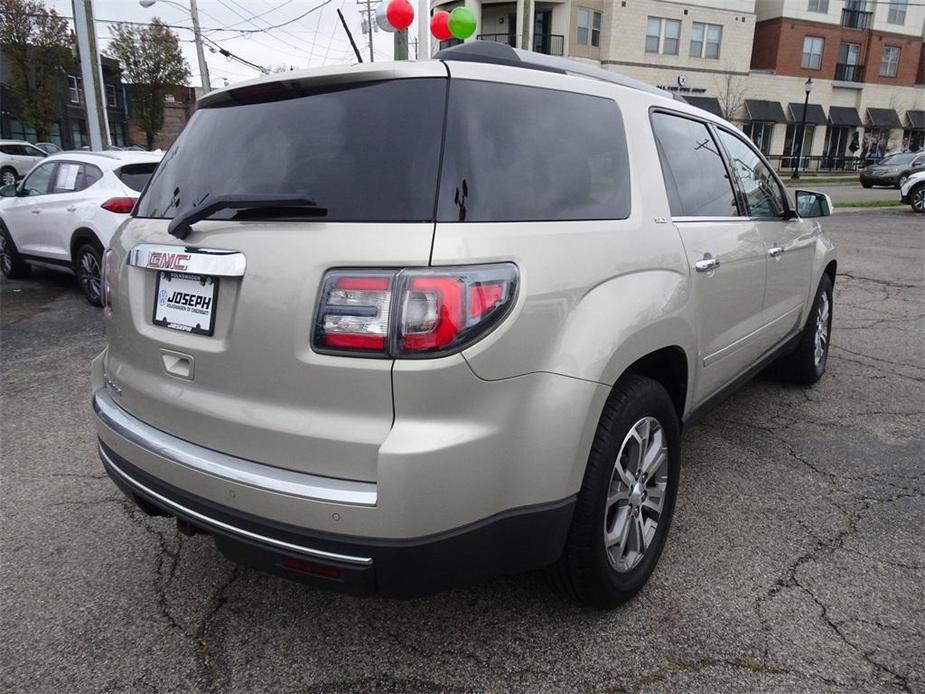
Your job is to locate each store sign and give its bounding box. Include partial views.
[656,74,707,94]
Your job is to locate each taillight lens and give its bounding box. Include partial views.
[313,264,518,358]
[101,197,137,214]
[100,248,115,310]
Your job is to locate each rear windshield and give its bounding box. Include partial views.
[135,79,446,221]
[135,77,631,223]
[117,163,159,192]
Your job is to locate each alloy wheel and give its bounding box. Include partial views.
[899,174,909,188]
[0,170,15,187]
[79,250,101,302]
[603,416,669,573]
[0,235,12,274]
[814,291,830,367]
[913,188,925,213]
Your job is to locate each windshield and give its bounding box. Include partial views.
[136,79,446,222]
[879,153,916,166]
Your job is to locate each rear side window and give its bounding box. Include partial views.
[136,79,446,221]
[117,163,158,192]
[81,164,103,190]
[650,111,738,217]
[438,81,630,222]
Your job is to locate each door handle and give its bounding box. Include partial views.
[768,246,785,258]
[694,255,720,273]
[66,206,77,212]
[30,209,41,215]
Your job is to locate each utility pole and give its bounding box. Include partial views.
[357,0,376,62]
[188,0,212,93]
[72,0,109,150]
[417,0,429,59]
[394,29,408,60]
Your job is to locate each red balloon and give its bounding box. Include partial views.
[430,11,452,41]
[386,0,414,31]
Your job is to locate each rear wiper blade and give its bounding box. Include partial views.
[168,194,325,239]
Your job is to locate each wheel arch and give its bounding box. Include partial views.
[69,227,103,263]
[621,346,689,422]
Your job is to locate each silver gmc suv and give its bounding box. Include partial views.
[91,44,836,607]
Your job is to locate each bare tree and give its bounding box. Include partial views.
[0,0,71,140]
[714,70,749,124]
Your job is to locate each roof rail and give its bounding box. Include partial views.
[434,42,679,101]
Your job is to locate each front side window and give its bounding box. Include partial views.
[646,17,680,55]
[650,112,738,217]
[808,0,829,12]
[22,162,56,196]
[23,144,46,158]
[690,22,722,59]
[887,0,907,24]
[880,46,900,77]
[716,129,786,219]
[801,36,824,70]
[438,81,630,222]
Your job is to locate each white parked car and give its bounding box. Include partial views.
[0,140,48,186]
[899,169,925,213]
[0,150,162,304]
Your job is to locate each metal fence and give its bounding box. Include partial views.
[476,33,565,56]
[766,154,881,174]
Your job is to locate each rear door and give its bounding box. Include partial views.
[714,128,815,349]
[651,111,767,404]
[104,73,447,484]
[37,160,90,261]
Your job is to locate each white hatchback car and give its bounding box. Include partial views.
[0,140,48,185]
[0,150,162,304]
[900,169,925,213]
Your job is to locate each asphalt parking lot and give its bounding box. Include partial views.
[1,209,922,693]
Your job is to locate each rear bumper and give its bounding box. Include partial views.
[100,439,575,596]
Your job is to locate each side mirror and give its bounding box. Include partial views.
[795,190,832,218]
[0,183,17,198]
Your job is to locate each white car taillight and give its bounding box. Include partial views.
[313,264,518,358]
[100,248,115,311]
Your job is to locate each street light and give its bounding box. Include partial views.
[139,0,212,93]
[791,77,813,180]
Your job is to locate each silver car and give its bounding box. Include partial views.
[91,45,836,607]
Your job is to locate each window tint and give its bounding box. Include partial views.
[22,162,55,196]
[23,144,46,158]
[137,79,446,221]
[438,81,630,222]
[80,164,103,190]
[650,112,738,217]
[715,129,787,219]
[117,163,158,192]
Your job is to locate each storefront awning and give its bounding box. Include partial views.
[866,108,902,129]
[745,99,786,123]
[684,96,723,118]
[906,110,925,130]
[788,102,827,125]
[828,106,862,127]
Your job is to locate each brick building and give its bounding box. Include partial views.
[125,86,197,151]
[427,0,925,168]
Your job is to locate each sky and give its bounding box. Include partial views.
[44,0,424,88]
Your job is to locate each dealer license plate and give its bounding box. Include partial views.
[153,272,218,336]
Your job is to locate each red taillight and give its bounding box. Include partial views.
[313,264,518,358]
[279,556,342,580]
[101,197,137,214]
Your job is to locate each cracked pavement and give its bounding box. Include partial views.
[1,210,922,693]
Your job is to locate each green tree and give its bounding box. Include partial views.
[106,19,190,150]
[0,0,72,141]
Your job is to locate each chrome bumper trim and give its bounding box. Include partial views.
[92,390,377,507]
[99,444,373,567]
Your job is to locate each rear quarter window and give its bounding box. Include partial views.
[117,163,159,192]
[437,81,631,222]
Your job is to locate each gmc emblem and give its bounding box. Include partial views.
[147,251,191,271]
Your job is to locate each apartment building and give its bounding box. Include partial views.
[428,0,925,168]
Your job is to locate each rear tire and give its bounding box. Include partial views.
[0,225,31,279]
[556,375,681,608]
[861,182,872,189]
[74,241,103,306]
[0,167,16,187]
[776,273,833,385]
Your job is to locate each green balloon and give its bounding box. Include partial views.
[448,7,477,40]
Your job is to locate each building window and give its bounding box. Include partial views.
[887,0,907,25]
[108,119,125,147]
[880,46,900,77]
[807,0,829,12]
[105,84,117,108]
[646,17,680,55]
[783,123,816,168]
[801,36,824,70]
[67,75,80,104]
[577,8,602,47]
[689,22,722,59]
[743,121,774,155]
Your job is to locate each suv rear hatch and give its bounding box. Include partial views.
[105,65,448,483]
